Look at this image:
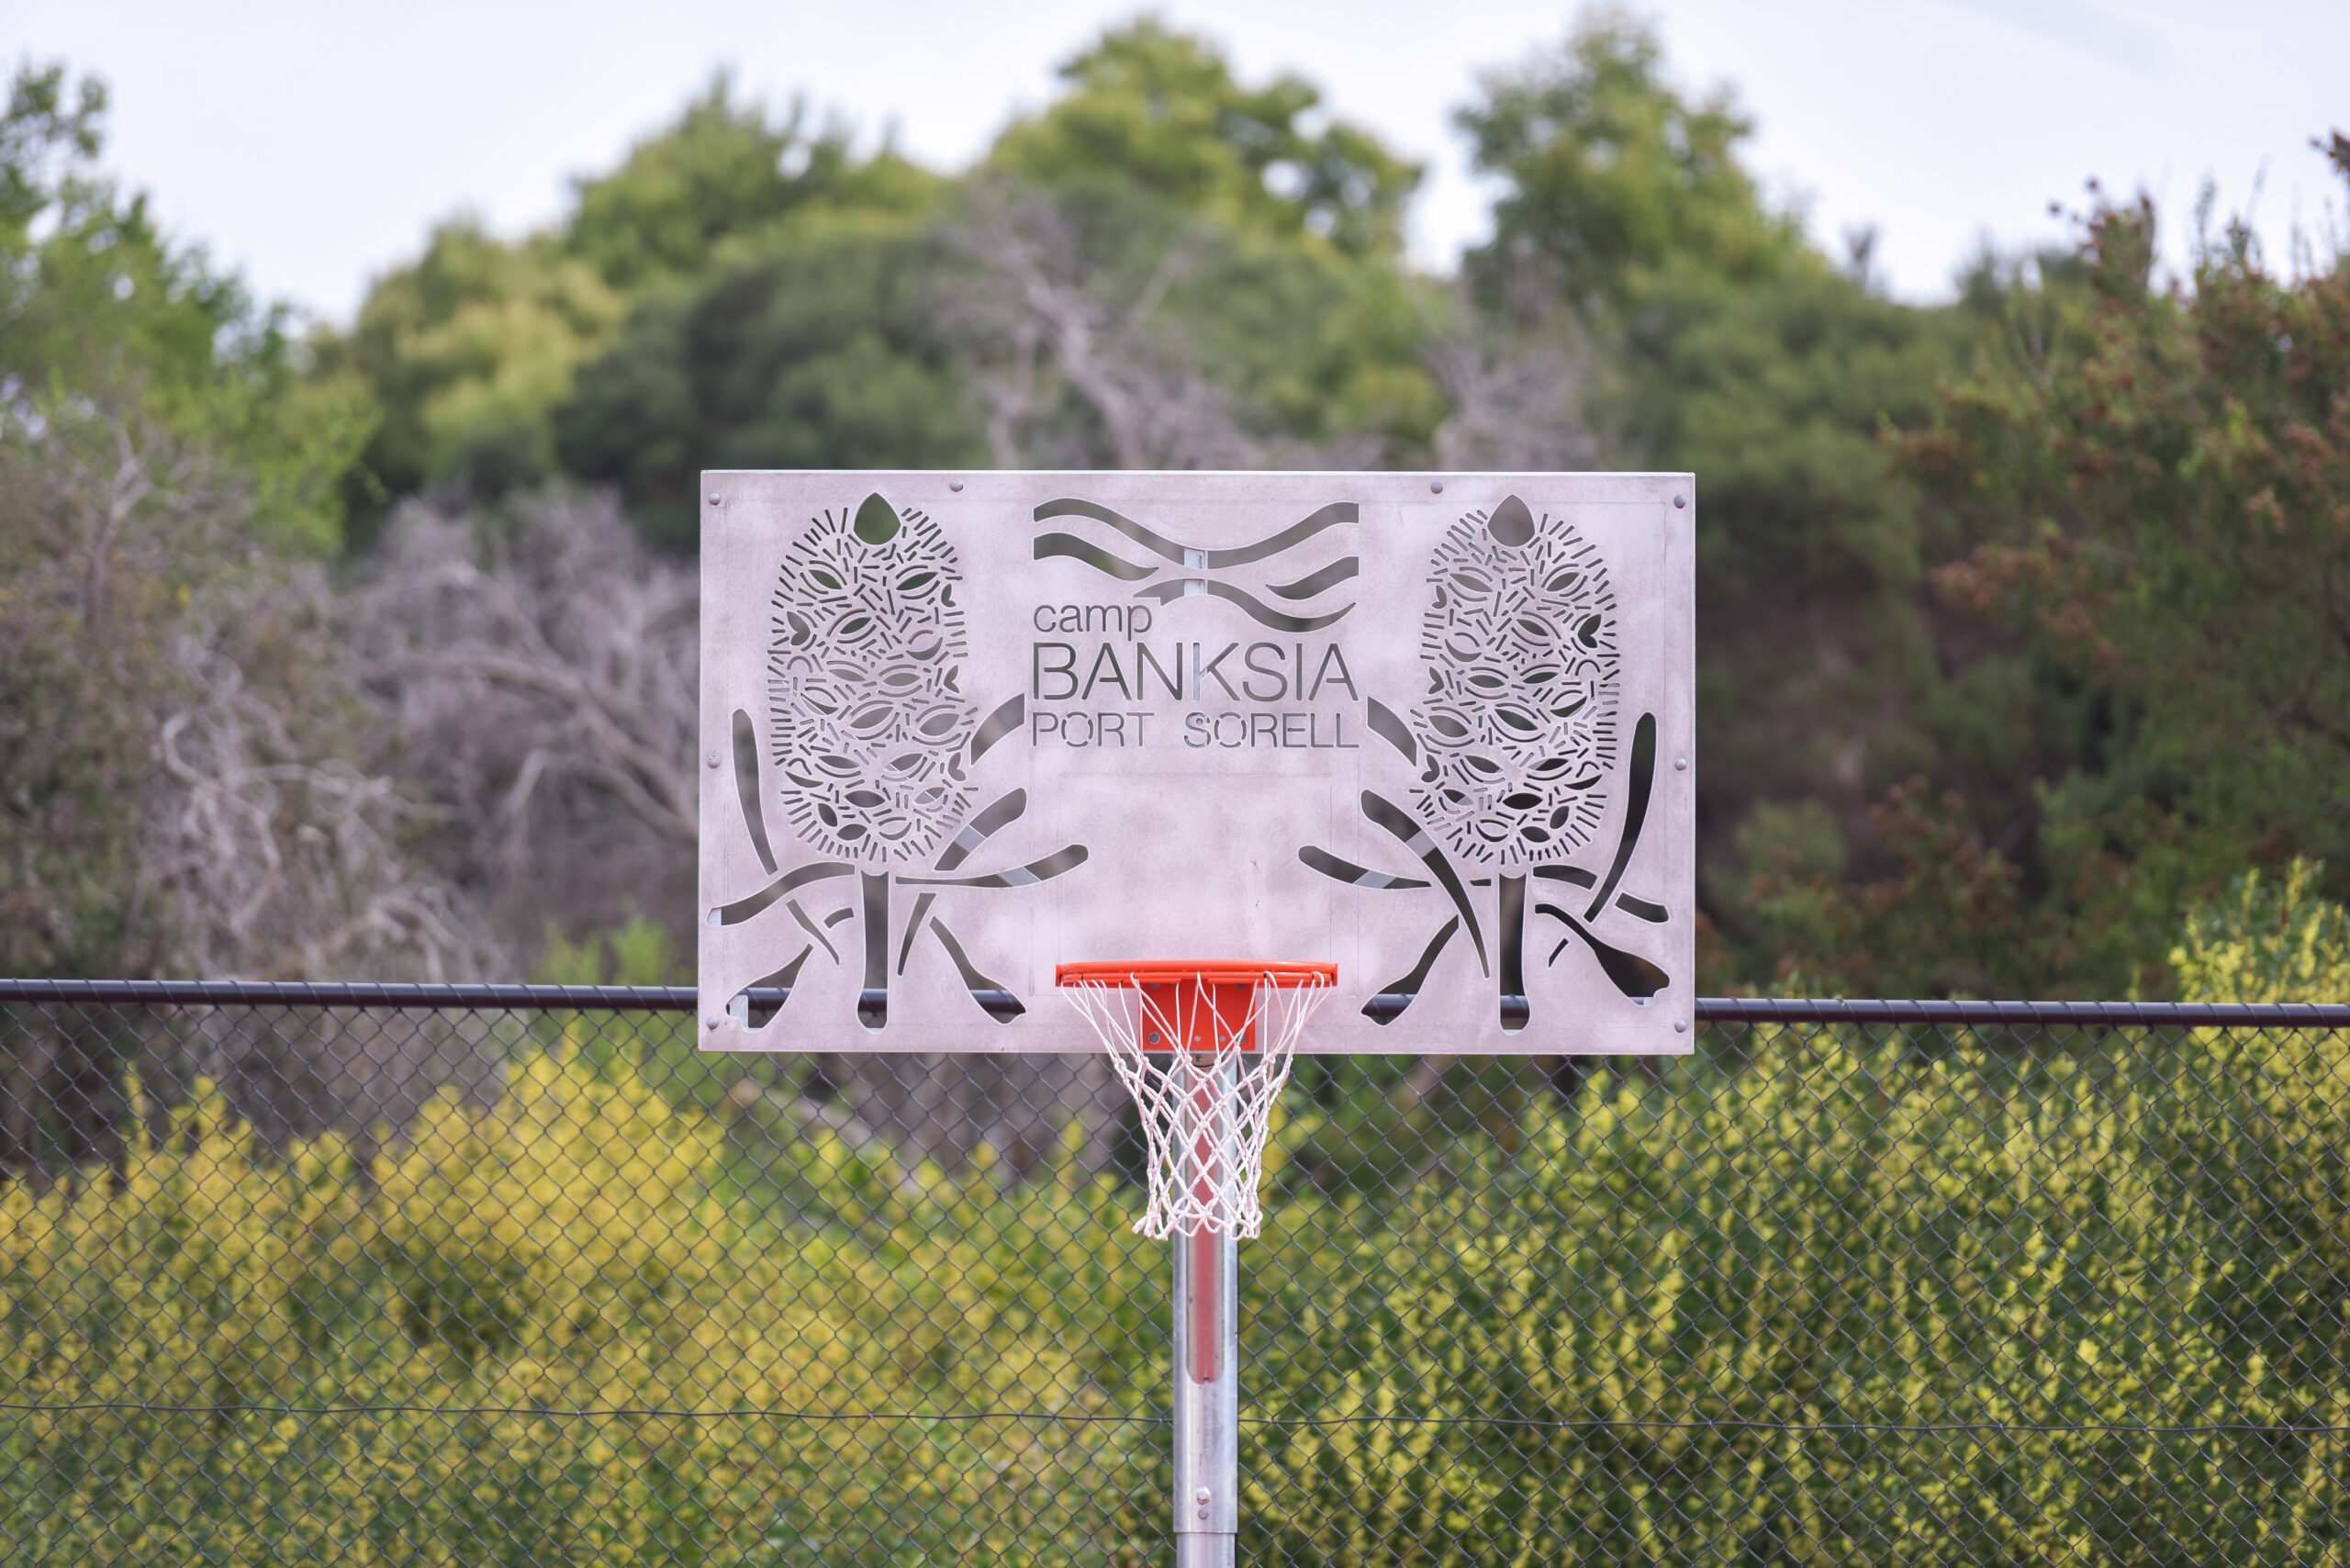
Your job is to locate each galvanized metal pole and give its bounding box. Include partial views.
[1169,1051,1240,1567]
[1170,1211,1238,1565]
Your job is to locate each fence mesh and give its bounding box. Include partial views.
[4,984,2349,1565]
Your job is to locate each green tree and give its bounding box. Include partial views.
[953,23,1441,470]
[564,73,938,291]
[1460,14,2009,982]
[556,19,1445,548]
[0,64,364,555]
[0,63,442,987]
[325,220,622,531]
[1458,8,1799,308]
[989,17,1420,258]
[1908,149,2350,905]
[323,74,941,533]
[1730,148,2350,998]
[554,218,980,551]
[552,217,982,552]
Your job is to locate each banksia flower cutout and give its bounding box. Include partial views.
[768,493,975,865]
[1408,495,1619,867]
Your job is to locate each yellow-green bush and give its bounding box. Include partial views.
[1233,868,2350,1565]
[0,1021,1151,1566]
[2174,862,2350,1006]
[375,1043,724,1364]
[4,880,2350,1564]
[1248,1029,2350,1567]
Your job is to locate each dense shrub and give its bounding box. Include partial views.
[3,879,2346,1563]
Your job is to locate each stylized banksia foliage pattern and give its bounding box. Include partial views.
[768,493,975,864]
[1409,495,1619,865]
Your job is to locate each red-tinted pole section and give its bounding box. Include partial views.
[1171,1051,1238,1568]
[1188,1226,1219,1383]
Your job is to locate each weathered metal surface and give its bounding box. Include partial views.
[699,471,1695,1054]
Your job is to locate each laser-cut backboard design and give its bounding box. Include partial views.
[1408,497,1619,863]
[768,495,977,863]
[701,472,1694,1055]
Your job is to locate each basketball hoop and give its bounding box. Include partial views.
[1057,961,1336,1239]
[1059,959,1337,1565]
[700,469,1695,1568]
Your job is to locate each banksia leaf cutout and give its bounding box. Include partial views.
[767,494,975,865]
[1410,495,1619,866]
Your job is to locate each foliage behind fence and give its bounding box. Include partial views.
[4,985,2350,1563]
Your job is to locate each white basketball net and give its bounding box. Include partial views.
[1059,970,1334,1239]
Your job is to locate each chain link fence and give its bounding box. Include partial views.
[4,980,2349,1564]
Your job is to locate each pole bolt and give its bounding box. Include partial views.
[1195,1487,1211,1503]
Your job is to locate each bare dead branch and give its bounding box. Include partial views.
[940,183,1268,471]
[1426,297,1602,472]
[349,490,700,940]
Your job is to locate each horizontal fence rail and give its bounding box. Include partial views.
[9,976,2350,1028]
[4,980,2348,1564]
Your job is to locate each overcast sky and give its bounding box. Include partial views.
[13,0,2346,321]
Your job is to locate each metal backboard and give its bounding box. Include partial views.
[699,471,1694,1054]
